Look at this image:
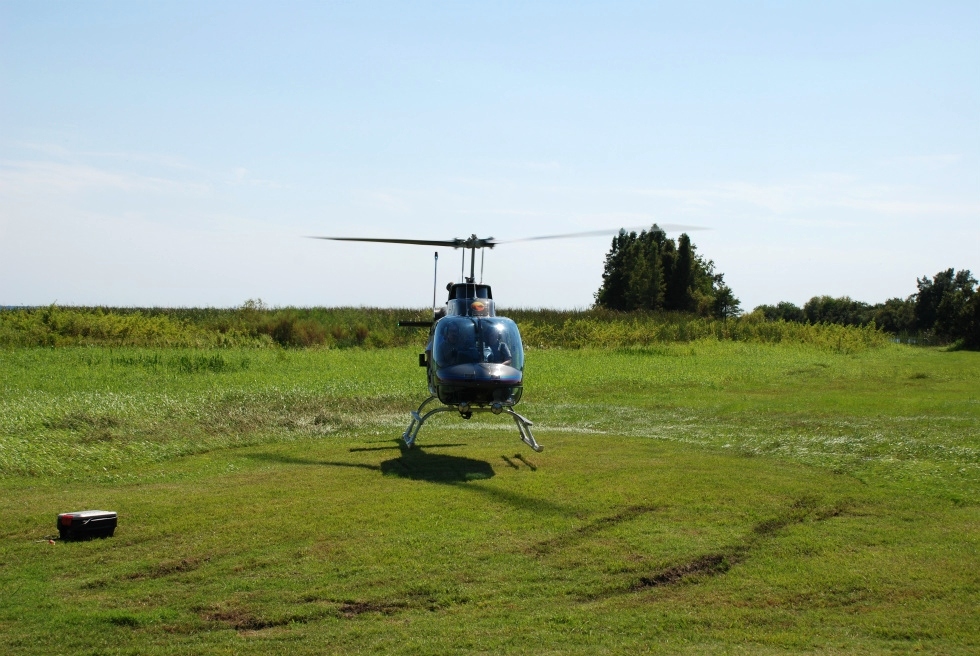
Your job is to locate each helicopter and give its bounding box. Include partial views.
[310,225,699,452]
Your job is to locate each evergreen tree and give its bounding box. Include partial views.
[594,225,739,318]
[659,239,677,307]
[625,229,664,311]
[594,230,635,311]
[665,233,694,311]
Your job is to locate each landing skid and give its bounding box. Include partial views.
[402,395,544,453]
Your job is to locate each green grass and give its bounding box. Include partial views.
[1,342,978,654]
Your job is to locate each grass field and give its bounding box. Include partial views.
[1,341,978,654]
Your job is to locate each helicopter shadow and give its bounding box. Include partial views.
[247,441,573,515]
[247,442,493,484]
[379,443,495,483]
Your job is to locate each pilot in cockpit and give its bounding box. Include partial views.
[483,325,512,365]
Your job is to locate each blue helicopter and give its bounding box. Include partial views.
[311,227,697,452]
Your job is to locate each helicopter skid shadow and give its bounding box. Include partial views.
[381,444,494,482]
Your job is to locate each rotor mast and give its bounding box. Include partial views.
[468,237,477,283]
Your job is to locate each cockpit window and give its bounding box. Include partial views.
[432,317,524,370]
[450,284,492,300]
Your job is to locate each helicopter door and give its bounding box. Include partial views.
[432,318,480,368]
[477,318,524,370]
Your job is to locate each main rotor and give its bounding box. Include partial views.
[311,233,495,282]
[308,224,705,282]
[312,233,497,250]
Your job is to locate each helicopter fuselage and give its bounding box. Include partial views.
[422,283,525,407]
[401,280,541,451]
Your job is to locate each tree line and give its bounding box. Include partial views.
[593,226,978,348]
[755,268,979,348]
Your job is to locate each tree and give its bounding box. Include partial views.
[665,233,694,312]
[755,302,805,323]
[595,230,636,311]
[659,238,676,308]
[625,235,664,311]
[914,269,956,331]
[933,270,977,343]
[594,225,739,318]
[871,297,915,334]
[803,296,872,326]
[962,293,980,349]
[914,268,978,346]
[711,276,741,319]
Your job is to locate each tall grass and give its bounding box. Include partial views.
[512,309,886,353]
[0,304,887,352]
[0,305,430,349]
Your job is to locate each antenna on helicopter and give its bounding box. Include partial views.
[432,252,439,318]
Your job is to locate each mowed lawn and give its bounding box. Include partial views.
[1,342,978,654]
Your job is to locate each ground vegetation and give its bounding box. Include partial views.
[1,342,977,654]
[1,304,884,351]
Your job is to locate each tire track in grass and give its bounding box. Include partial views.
[623,497,855,596]
[530,496,856,600]
[199,591,460,633]
[528,504,662,556]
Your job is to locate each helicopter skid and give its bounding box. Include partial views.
[402,396,543,453]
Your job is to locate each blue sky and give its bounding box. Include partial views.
[2,1,977,309]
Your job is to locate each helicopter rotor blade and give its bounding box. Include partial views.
[309,224,707,249]
[308,234,499,249]
[489,223,708,244]
[307,236,467,248]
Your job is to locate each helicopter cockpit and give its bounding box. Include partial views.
[432,317,524,371]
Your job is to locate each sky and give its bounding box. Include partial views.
[1,1,977,310]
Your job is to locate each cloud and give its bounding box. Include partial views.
[632,175,980,218]
[0,146,284,199]
[0,159,211,196]
[227,167,283,189]
[881,153,964,169]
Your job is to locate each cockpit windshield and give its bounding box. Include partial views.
[432,317,524,370]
